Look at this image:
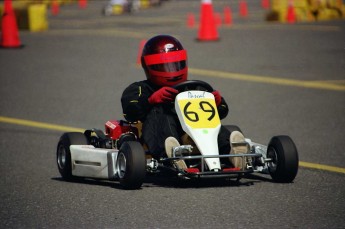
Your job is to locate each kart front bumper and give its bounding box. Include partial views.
[160,152,265,179]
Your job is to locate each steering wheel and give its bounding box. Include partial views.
[164,80,214,114]
[172,80,214,93]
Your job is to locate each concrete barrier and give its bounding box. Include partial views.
[0,0,77,31]
[266,0,344,22]
[28,4,48,32]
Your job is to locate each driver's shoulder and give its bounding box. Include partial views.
[125,80,157,95]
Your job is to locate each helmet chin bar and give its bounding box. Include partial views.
[149,68,188,86]
[167,75,183,82]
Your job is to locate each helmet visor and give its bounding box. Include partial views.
[144,50,187,72]
[148,60,186,72]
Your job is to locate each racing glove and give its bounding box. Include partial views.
[212,90,222,106]
[148,87,179,104]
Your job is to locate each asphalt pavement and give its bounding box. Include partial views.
[1,0,345,228]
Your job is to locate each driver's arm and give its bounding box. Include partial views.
[217,97,229,120]
[121,82,152,122]
[212,90,229,119]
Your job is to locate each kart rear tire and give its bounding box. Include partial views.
[57,132,88,180]
[267,136,299,183]
[116,141,146,190]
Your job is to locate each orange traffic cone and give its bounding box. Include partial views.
[214,12,221,27]
[197,0,219,41]
[261,0,270,9]
[187,13,196,28]
[239,0,248,18]
[223,6,232,26]
[0,0,23,49]
[51,0,60,16]
[286,0,296,23]
[136,39,146,65]
[79,0,87,9]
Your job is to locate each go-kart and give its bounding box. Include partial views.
[56,80,299,189]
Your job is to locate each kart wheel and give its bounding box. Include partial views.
[116,141,146,189]
[57,132,88,180]
[267,136,299,183]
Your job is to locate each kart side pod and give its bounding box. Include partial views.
[70,145,119,180]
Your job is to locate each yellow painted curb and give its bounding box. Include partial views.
[299,161,345,174]
[0,116,84,133]
[189,68,345,92]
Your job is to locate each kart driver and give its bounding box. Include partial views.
[121,35,248,170]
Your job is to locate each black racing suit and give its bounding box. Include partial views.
[121,80,231,159]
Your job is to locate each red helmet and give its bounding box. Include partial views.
[141,35,188,87]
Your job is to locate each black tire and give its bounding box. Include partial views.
[56,132,88,180]
[224,125,243,134]
[267,136,299,183]
[116,141,146,190]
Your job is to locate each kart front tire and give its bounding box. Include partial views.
[56,132,88,180]
[116,141,146,190]
[267,136,299,183]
